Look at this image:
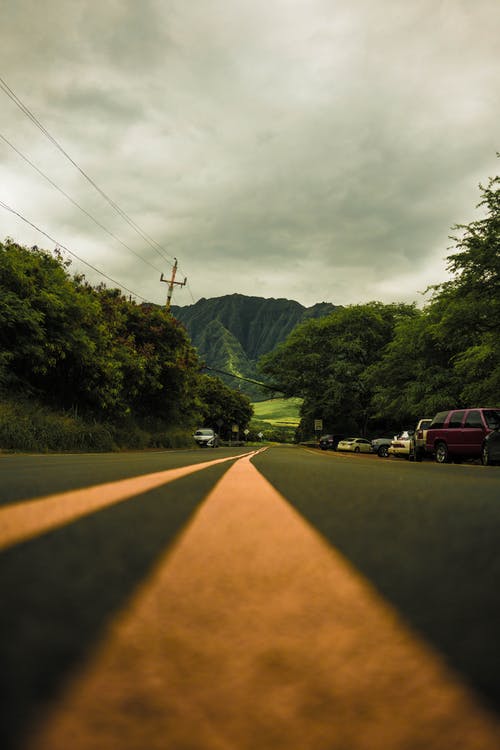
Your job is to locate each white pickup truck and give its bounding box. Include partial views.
[414,418,432,460]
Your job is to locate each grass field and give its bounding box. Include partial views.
[251,397,303,427]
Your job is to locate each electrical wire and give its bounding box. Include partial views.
[184,281,196,304]
[0,199,150,302]
[201,365,281,392]
[0,75,177,269]
[0,131,164,275]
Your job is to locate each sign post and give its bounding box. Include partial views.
[314,419,323,443]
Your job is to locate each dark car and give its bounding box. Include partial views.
[425,407,500,463]
[371,437,392,457]
[482,429,500,466]
[319,434,344,450]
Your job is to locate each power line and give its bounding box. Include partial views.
[0,199,149,302]
[0,131,164,275]
[201,365,282,392]
[185,281,196,304]
[0,75,177,269]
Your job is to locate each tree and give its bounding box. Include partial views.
[197,375,253,438]
[368,168,500,418]
[366,309,460,422]
[426,172,500,406]
[0,241,202,426]
[259,302,417,435]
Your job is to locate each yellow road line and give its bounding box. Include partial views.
[0,450,261,551]
[24,453,500,750]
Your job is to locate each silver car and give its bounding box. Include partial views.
[193,428,219,448]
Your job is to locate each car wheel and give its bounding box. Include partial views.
[378,445,389,458]
[435,441,449,464]
[354,446,360,453]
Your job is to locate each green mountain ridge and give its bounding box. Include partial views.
[171,293,338,397]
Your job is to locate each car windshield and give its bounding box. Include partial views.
[484,410,500,429]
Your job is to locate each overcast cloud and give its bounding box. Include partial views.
[1,0,499,307]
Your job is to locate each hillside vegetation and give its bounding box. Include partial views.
[2,169,498,450]
[260,173,500,438]
[171,294,337,397]
[0,241,253,451]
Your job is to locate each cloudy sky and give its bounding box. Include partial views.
[1,0,499,308]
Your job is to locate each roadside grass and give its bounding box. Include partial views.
[0,398,194,453]
[251,397,302,427]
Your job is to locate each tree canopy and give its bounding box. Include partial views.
[260,170,500,435]
[0,240,252,434]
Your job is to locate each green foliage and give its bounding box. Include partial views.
[427,173,500,406]
[366,308,461,422]
[260,169,500,435]
[260,302,418,434]
[171,293,337,397]
[0,240,202,431]
[0,397,197,452]
[197,375,253,439]
[2,167,498,449]
[0,399,115,452]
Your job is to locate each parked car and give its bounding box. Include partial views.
[371,437,393,457]
[482,428,500,466]
[388,430,415,458]
[337,437,372,453]
[414,418,432,460]
[319,434,345,450]
[193,428,219,448]
[425,408,500,463]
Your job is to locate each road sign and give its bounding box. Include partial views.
[232,424,239,433]
[244,429,250,435]
[314,419,323,431]
[258,432,264,439]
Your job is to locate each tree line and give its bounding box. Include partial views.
[259,173,500,437]
[0,240,252,449]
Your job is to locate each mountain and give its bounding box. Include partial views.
[170,294,337,398]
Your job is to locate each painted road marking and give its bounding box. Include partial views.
[24,453,500,750]
[0,450,262,551]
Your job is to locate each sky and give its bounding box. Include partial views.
[1,0,499,309]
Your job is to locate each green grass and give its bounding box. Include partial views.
[0,398,194,453]
[251,397,303,427]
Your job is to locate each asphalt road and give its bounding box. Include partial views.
[1,445,499,749]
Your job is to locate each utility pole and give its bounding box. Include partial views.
[160,258,187,311]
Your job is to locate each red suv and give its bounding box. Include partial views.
[425,408,500,464]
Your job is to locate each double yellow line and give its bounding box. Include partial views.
[0,450,264,552]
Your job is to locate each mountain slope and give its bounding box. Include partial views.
[171,294,337,397]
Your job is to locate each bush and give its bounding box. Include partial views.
[0,400,110,452]
[0,399,195,453]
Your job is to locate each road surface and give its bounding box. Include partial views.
[1,445,499,749]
